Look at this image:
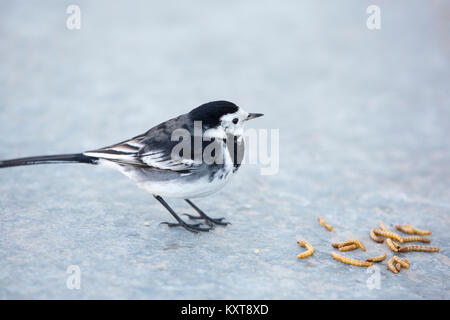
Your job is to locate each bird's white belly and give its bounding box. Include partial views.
[137,174,231,198]
[98,140,236,199]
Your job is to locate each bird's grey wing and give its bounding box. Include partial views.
[83,134,146,166]
[137,114,203,172]
[84,115,201,173]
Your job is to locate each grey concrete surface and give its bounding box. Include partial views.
[0,0,449,299]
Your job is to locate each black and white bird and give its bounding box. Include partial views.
[0,101,263,232]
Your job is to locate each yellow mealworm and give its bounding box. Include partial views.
[400,257,410,269]
[386,238,401,252]
[401,236,430,243]
[393,256,410,269]
[399,245,440,253]
[332,239,365,251]
[353,239,366,251]
[379,221,390,231]
[397,224,432,236]
[395,263,401,271]
[332,239,355,248]
[338,244,359,252]
[318,217,333,231]
[373,228,404,243]
[297,240,315,259]
[365,253,387,262]
[331,252,373,267]
[387,257,398,274]
[409,224,432,236]
[395,224,415,234]
[370,228,384,243]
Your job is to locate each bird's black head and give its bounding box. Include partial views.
[189,101,239,129]
[188,100,263,137]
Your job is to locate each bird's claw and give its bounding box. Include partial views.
[182,213,231,226]
[159,221,213,233]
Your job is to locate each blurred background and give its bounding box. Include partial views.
[0,0,449,299]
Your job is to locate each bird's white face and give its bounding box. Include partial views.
[202,106,263,139]
[219,108,250,136]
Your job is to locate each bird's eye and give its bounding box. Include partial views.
[232,118,239,124]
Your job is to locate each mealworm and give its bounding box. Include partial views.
[373,228,404,243]
[401,236,430,243]
[393,256,410,269]
[395,224,414,234]
[387,257,398,274]
[395,263,401,271]
[379,221,390,231]
[365,253,387,262]
[353,239,366,251]
[332,239,366,251]
[408,224,432,236]
[396,224,431,236]
[338,244,359,252]
[386,238,401,252]
[370,228,384,243]
[400,257,410,269]
[297,240,315,259]
[399,245,440,253]
[331,252,373,267]
[412,227,432,236]
[318,217,333,231]
[332,239,355,248]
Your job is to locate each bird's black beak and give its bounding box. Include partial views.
[246,113,264,120]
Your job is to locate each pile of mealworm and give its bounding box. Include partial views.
[296,217,440,275]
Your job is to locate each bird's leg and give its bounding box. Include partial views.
[153,195,212,233]
[183,199,230,226]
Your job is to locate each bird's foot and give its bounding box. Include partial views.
[159,221,213,233]
[183,213,231,226]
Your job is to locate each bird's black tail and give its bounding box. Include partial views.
[0,153,98,168]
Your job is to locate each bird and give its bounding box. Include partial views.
[0,100,263,233]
